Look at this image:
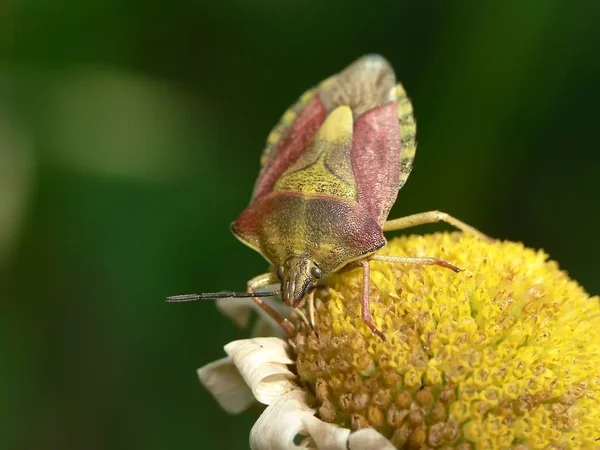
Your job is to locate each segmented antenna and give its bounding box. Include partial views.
[166,290,280,303]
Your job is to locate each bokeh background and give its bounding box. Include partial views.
[1,1,599,449]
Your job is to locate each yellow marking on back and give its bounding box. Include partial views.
[300,90,316,104]
[395,83,407,99]
[318,105,353,142]
[260,89,317,166]
[396,83,417,189]
[266,131,281,146]
[273,152,356,198]
[397,99,413,118]
[282,109,297,123]
[400,123,416,139]
[274,106,356,199]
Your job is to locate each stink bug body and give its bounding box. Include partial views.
[168,55,490,339]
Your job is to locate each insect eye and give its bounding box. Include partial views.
[276,267,284,280]
[311,266,322,279]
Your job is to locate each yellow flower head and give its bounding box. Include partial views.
[292,232,600,449]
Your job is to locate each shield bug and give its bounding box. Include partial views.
[168,55,490,339]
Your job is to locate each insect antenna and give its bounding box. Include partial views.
[166,290,280,303]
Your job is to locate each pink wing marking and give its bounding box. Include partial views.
[251,97,326,202]
[351,101,402,225]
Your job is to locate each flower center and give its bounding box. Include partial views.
[290,233,600,449]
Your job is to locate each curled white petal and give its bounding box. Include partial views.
[249,389,316,450]
[348,428,396,450]
[248,389,393,450]
[225,337,297,405]
[198,339,396,449]
[301,416,350,450]
[197,356,255,414]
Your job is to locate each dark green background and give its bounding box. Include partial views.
[1,1,598,449]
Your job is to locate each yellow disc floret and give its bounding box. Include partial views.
[292,233,600,449]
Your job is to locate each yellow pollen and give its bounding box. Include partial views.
[291,232,600,449]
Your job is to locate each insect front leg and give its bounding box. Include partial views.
[247,273,295,338]
[359,260,386,340]
[383,210,492,242]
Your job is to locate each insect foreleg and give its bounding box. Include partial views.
[359,260,386,340]
[247,273,295,337]
[383,210,492,242]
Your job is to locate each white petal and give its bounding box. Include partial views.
[249,389,316,450]
[348,428,396,450]
[301,416,351,450]
[225,337,298,405]
[197,356,255,414]
[249,390,394,450]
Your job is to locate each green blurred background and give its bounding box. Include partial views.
[1,1,598,449]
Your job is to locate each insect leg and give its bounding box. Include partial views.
[383,210,492,242]
[292,307,311,328]
[248,273,295,337]
[360,260,386,340]
[371,254,462,272]
[308,289,316,329]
